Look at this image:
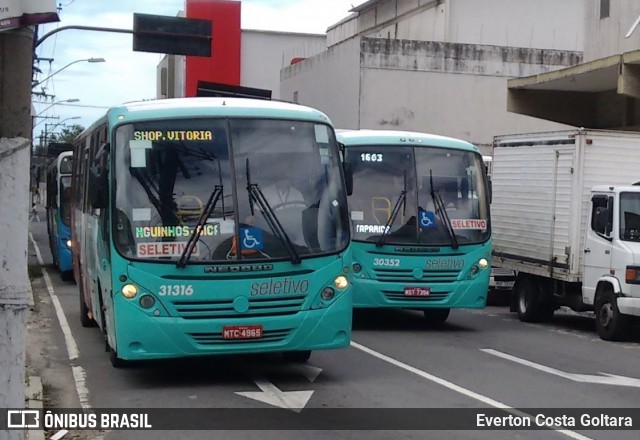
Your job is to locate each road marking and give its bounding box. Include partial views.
[351,341,592,440]
[29,233,91,410]
[236,372,314,412]
[482,348,640,388]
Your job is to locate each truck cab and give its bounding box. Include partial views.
[581,185,640,339]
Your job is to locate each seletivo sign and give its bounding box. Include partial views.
[0,0,59,31]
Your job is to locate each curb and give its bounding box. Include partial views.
[25,375,45,440]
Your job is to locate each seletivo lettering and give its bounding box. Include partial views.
[250,278,309,295]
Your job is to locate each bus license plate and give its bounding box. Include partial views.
[404,287,430,297]
[222,325,263,340]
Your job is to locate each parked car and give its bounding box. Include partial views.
[488,266,516,305]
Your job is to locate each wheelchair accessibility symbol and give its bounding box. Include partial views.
[240,227,264,250]
[419,210,436,229]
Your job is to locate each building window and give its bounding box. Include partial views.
[600,0,610,19]
[293,91,298,103]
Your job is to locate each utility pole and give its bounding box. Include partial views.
[0,26,34,440]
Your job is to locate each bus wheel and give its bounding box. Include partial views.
[595,291,630,341]
[424,309,450,323]
[109,347,130,368]
[61,270,74,282]
[283,350,311,363]
[79,292,96,328]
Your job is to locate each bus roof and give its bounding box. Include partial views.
[105,97,333,126]
[336,129,479,153]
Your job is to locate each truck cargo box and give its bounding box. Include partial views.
[491,129,640,282]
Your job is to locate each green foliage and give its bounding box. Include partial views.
[48,124,84,143]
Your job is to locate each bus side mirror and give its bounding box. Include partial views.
[89,165,109,209]
[343,162,353,196]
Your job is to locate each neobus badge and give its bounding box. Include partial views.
[395,247,441,253]
[204,264,273,273]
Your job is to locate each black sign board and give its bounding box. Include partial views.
[196,81,272,100]
[133,13,212,57]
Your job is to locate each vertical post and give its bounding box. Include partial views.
[0,27,34,440]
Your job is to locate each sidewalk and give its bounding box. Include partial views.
[25,268,45,440]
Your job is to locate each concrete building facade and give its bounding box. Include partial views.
[156,0,326,100]
[281,0,586,153]
[508,0,640,130]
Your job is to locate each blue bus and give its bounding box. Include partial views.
[71,98,352,366]
[339,129,490,322]
[46,151,74,281]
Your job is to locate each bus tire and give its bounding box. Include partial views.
[423,308,450,323]
[283,350,311,363]
[109,347,130,368]
[61,270,74,282]
[79,290,96,328]
[595,290,630,341]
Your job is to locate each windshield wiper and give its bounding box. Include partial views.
[429,171,459,250]
[246,158,301,265]
[376,171,407,247]
[176,184,224,268]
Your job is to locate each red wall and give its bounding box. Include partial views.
[185,0,241,97]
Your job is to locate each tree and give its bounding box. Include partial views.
[48,124,84,144]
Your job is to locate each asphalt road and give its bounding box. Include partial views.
[26,210,640,440]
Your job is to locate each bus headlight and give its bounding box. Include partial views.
[121,284,138,299]
[334,275,348,289]
[352,263,362,273]
[478,258,489,269]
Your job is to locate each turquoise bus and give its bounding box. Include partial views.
[339,129,490,322]
[46,151,74,281]
[71,98,352,367]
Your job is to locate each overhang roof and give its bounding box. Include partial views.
[507,49,640,129]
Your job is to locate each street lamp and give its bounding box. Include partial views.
[35,98,80,118]
[32,57,106,88]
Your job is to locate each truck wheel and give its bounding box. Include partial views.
[424,308,450,323]
[595,291,630,341]
[515,276,543,322]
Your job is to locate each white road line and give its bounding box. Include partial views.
[29,232,92,410]
[350,340,592,440]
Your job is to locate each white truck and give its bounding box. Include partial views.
[491,129,640,341]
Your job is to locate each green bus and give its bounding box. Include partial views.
[339,129,490,322]
[71,98,352,367]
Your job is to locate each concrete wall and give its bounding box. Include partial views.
[447,0,584,50]
[241,30,326,99]
[584,0,640,62]
[281,38,362,129]
[358,38,578,150]
[327,0,584,51]
[282,36,580,152]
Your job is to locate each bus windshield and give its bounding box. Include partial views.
[347,145,489,246]
[113,118,349,263]
[60,176,72,226]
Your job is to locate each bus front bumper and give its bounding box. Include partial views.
[113,290,352,361]
[351,277,487,309]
